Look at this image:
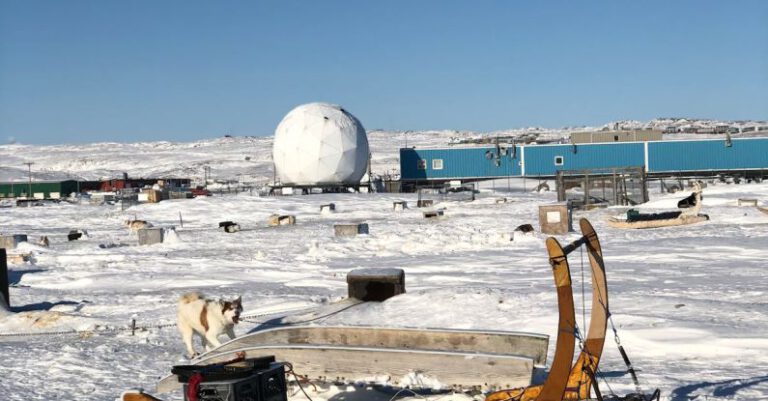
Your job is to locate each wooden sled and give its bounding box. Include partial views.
[608,184,709,229]
[607,213,709,229]
[211,325,549,365]
[157,345,534,393]
[156,306,548,394]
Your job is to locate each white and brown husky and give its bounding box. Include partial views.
[177,292,243,358]
[124,219,153,232]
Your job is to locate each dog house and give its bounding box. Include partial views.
[417,199,434,208]
[0,234,27,250]
[393,201,408,211]
[538,204,571,235]
[346,268,405,302]
[138,228,164,245]
[334,223,369,237]
[268,215,296,226]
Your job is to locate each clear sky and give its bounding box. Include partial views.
[1,1,767,144]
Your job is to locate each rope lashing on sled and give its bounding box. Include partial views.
[280,361,316,401]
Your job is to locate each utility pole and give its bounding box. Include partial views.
[23,162,34,200]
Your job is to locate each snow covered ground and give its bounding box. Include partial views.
[1,130,768,401]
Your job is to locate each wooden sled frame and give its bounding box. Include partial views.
[157,344,535,393]
[157,319,549,394]
[211,325,549,364]
[487,218,609,401]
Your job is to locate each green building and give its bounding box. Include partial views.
[0,180,79,199]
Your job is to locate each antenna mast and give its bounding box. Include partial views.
[23,162,34,199]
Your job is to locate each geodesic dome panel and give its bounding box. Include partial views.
[273,103,370,186]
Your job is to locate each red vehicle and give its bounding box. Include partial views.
[190,186,211,197]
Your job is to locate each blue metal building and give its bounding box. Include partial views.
[400,137,768,184]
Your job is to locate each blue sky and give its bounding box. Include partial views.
[1,1,766,144]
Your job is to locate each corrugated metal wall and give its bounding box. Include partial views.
[401,138,768,181]
[401,146,521,180]
[522,142,645,176]
[648,138,768,173]
[0,180,78,198]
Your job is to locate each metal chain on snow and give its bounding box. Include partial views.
[241,300,366,328]
[0,305,317,339]
[606,312,646,395]
[609,313,621,345]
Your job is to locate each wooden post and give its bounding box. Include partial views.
[179,211,184,228]
[0,248,8,308]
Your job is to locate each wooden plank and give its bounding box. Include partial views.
[156,345,534,394]
[537,237,576,401]
[213,325,548,365]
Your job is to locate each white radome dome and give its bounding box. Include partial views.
[273,103,370,186]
